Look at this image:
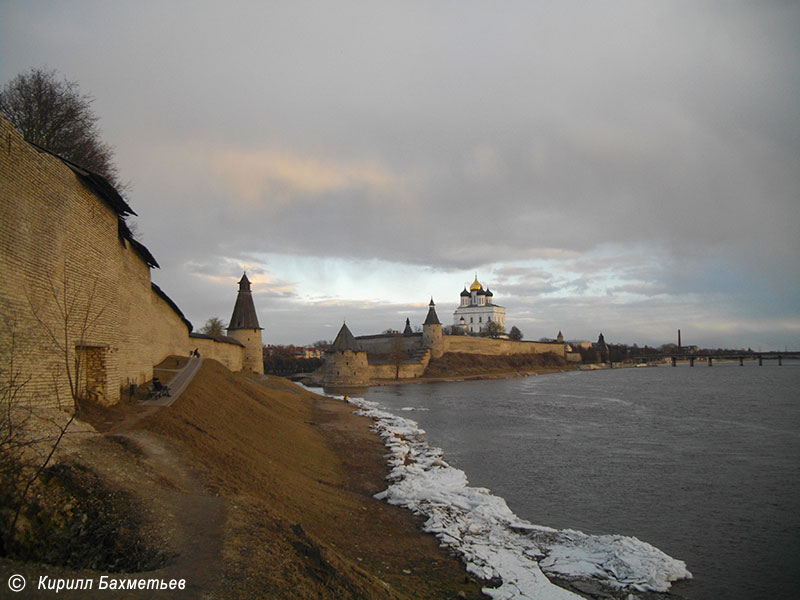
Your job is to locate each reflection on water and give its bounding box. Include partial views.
[363,364,800,600]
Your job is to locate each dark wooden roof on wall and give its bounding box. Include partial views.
[29,142,136,216]
[189,332,244,347]
[151,283,193,332]
[25,138,194,337]
[30,141,163,271]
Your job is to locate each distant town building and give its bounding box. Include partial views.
[570,340,594,350]
[264,345,322,359]
[594,332,609,363]
[453,275,506,334]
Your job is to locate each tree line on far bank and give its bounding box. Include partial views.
[263,347,323,376]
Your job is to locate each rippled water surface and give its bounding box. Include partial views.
[362,363,800,599]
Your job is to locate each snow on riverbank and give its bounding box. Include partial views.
[346,396,692,599]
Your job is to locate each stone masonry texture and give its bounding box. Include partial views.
[0,117,244,407]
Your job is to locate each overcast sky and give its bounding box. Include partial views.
[2,1,798,349]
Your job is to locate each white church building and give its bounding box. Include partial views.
[453,275,506,334]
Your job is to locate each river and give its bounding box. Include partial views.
[360,362,800,599]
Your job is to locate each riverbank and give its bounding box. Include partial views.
[349,393,691,599]
[1,359,487,598]
[372,366,576,386]
[306,351,577,389]
[360,364,800,599]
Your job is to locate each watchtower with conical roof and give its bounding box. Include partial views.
[323,322,370,386]
[403,317,414,336]
[227,273,264,374]
[422,298,444,359]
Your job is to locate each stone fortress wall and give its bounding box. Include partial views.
[0,117,244,407]
[443,336,565,357]
[323,299,566,386]
[189,334,244,372]
[324,332,566,387]
[367,355,431,380]
[356,333,424,355]
[323,349,371,387]
[352,331,565,359]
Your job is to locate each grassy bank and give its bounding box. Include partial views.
[422,351,573,379]
[2,359,486,599]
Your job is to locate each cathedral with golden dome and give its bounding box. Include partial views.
[453,275,506,334]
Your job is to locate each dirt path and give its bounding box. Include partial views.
[1,409,226,599]
[110,429,226,598]
[25,358,229,598]
[100,357,224,597]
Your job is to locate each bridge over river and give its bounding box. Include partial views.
[626,352,800,367]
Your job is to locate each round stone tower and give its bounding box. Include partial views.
[422,298,444,359]
[323,323,370,386]
[227,273,264,374]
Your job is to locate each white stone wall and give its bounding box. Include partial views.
[453,305,506,333]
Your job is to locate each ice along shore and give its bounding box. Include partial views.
[330,392,693,599]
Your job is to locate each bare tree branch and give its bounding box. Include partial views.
[2,267,110,548]
[0,67,126,192]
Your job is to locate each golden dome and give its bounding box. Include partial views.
[469,275,482,291]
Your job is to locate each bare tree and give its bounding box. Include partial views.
[1,268,108,549]
[0,318,37,549]
[26,271,108,407]
[483,321,505,338]
[443,324,465,336]
[0,67,125,192]
[391,335,406,380]
[200,317,227,338]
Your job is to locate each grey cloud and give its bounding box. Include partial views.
[255,299,431,345]
[2,1,798,347]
